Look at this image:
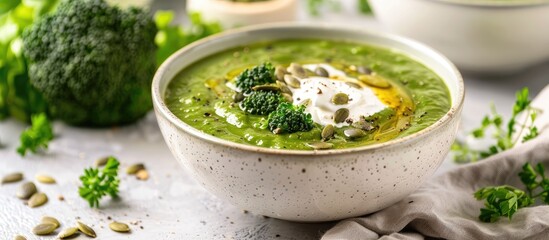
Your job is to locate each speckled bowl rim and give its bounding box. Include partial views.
[425,0,549,8]
[152,23,465,156]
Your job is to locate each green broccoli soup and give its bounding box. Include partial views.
[165,40,451,150]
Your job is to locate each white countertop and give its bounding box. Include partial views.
[1,1,548,239]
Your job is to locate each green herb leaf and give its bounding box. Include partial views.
[0,0,55,122]
[474,185,533,222]
[79,157,120,208]
[358,0,372,14]
[475,163,549,223]
[451,88,539,163]
[16,113,53,156]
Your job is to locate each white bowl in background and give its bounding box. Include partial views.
[370,0,549,74]
[187,0,298,29]
[152,23,464,222]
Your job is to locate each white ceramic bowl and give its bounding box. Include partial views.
[152,23,464,222]
[370,0,549,74]
[187,0,298,29]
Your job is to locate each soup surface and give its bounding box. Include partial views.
[165,40,451,150]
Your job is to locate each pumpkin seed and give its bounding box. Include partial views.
[358,75,391,89]
[28,192,48,208]
[251,84,280,92]
[277,82,292,95]
[233,92,245,103]
[299,98,312,106]
[288,63,307,79]
[305,68,316,77]
[109,221,130,233]
[272,128,283,134]
[2,172,23,184]
[282,93,293,103]
[283,74,301,88]
[344,128,366,139]
[94,157,109,167]
[41,216,60,228]
[357,66,372,75]
[275,66,287,81]
[321,125,335,140]
[126,163,145,175]
[16,182,37,199]
[136,169,149,181]
[58,227,78,239]
[352,119,374,131]
[315,67,329,77]
[345,82,362,89]
[14,235,26,240]
[306,142,334,150]
[331,93,349,105]
[334,108,350,124]
[77,221,96,238]
[32,223,56,235]
[36,174,56,184]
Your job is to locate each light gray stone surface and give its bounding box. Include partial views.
[1,1,548,239]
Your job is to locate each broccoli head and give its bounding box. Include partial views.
[235,63,275,94]
[267,103,314,134]
[240,90,285,115]
[22,0,157,126]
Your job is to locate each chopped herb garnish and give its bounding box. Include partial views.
[79,157,120,208]
[17,113,54,156]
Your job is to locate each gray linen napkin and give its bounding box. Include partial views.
[322,131,549,240]
[322,86,549,240]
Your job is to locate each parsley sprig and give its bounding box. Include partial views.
[17,113,54,156]
[79,157,120,208]
[452,88,540,163]
[475,163,549,222]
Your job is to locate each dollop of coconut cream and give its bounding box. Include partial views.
[290,64,387,128]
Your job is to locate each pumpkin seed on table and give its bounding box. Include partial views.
[28,192,48,208]
[136,169,149,181]
[321,124,335,140]
[41,216,60,228]
[288,63,307,79]
[58,227,78,239]
[306,142,334,150]
[284,74,301,88]
[76,221,96,238]
[344,128,366,139]
[334,108,350,124]
[95,157,110,167]
[109,221,130,233]
[16,182,37,199]
[32,223,57,235]
[126,163,145,175]
[14,235,26,240]
[358,75,391,89]
[331,93,349,105]
[1,172,23,184]
[36,174,56,184]
[315,67,329,77]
